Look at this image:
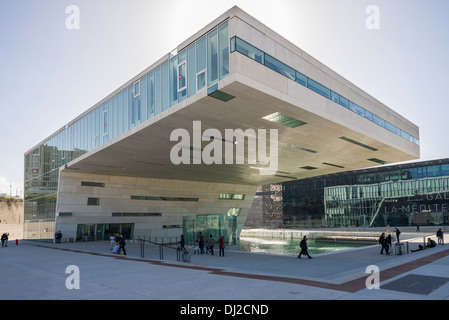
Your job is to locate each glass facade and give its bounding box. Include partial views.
[24,21,230,240]
[282,159,449,228]
[325,177,449,228]
[230,36,420,146]
[183,215,237,245]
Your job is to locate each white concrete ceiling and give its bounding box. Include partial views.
[64,80,418,186]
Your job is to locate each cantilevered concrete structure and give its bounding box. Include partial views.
[24,6,419,243]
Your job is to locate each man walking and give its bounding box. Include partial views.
[379,233,387,254]
[298,236,312,259]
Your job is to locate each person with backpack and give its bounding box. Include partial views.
[298,236,312,259]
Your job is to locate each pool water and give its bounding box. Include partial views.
[234,237,375,256]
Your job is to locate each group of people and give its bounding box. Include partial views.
[1,233,8,247]
[379,227,445,254]
[179,233,226,257]
[110,233,127,255]
[55,231,63,243]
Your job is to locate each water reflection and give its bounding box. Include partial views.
[235,237,375,256]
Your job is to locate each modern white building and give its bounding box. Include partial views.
[24,6,419,243]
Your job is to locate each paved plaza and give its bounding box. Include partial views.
[1,229,448,303]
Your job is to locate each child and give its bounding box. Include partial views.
[193,241,199,254]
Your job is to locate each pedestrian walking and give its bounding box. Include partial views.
[198,232,205,254]
[385,234,392,255]
[179,234,186,252]
[437,228,444,245]
[298,236,312,259]
[218,235,225,257]
[208,234,215,255]
[379,233,387,254]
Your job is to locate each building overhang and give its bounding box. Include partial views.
[63,73,419,186]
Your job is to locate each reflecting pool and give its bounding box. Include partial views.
[234,237,375,256]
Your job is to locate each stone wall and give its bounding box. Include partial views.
[0,196,23,225]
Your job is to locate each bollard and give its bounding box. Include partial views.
[16,239,19,245]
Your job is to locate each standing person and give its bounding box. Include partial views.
[218,235,225,257]
[385,234,392,255]
[379,233,387,254]
[395,228,401,242]
[416,224,420,232]
[109,234,116,250]
[208,234,215,255]
[437,229,444,245]
[179,234,186,252]
[119,234,126,256]
[298,236,312,259]
[198,232,205,254]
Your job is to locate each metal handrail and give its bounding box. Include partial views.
[138,236,181,261]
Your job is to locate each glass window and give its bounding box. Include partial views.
[135,96,141,123]
[197,71,206,91]
[197,36,207,72]
[295,71,307,87]
[339,95,349,108]
[218,21,229,80]
[372,114,385,127]
[385,121,398,134]
[330,91,340,104]
[140,75,148,121]
[87,197,100,206]
[348,101,365,116]
[161,62,169,111]
[187,44,196,98]
[123,87,129,131]
[103,109,108,135]
[133,80,140,97]
[307,78,331,99]
[147,71,154,117]
[400,129,410,141]
[234,37,264,64]
[118,91,124,135]
[441,164,449,176]
[364,110,373,121]
[264,54,295,80]
[178,49,186,64]
[178,62,186,90]
[169,56,178,107]
[128,85,134,128]
[207,28,218,87]
[154,67,161,115]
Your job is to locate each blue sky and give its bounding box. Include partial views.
[1,0,448,195]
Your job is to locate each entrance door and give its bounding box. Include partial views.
[76,224,96,241]
[96,224,105,241]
